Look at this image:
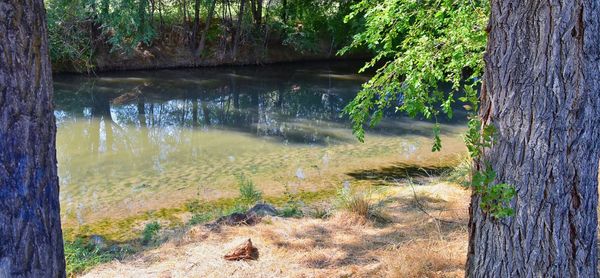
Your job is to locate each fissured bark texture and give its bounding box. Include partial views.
[467,1,600,277]
[0,0,66,277]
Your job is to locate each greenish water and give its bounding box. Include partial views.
[53,61,467,225]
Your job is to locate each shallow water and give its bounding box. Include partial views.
[53,61,467,224]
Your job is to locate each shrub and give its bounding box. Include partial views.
[237,174,262,206]
[141,221,161,245]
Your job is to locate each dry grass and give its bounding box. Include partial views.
[81,182,470,278]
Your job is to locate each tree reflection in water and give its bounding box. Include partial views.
[52,61,466,224]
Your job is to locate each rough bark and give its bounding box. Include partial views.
[467,1,600,277]
[282,0,287,24]
[0,1,66,277]
[196,0,217,56]
[250,0,262,27]
[192,0,201,50]
[232,0,246,60]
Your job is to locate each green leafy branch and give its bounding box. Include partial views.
[341,0,515,218]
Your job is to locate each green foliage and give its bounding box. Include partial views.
[104,0,156,52]
[188,212,213,225]
[46,0,155,69]
[46,0,362,70]
[64,238,122,276]
[185,200,202,213]
[343,0,516,218]
[279,185,304,218]
[46,0,96,72]
[275,22,320,54]
[464,118,515,218]
[237,174,263,206]
[141,221,161,245]
[472,166,516,218]
[270,0,360,54]
[340,0,488,143]
[464,118,495,158]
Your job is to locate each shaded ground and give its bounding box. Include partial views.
[81,182,470,278]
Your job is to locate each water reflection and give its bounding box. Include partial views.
[53,61,466,224]
[55,62,375,145]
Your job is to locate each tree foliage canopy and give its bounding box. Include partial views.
[341,0,488,146]
[45,0,362,71]
[341,0,516,218]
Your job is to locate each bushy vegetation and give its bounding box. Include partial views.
[237,174,263,206]
[341,0,488,143]
[141,221,161,245]
[45,0,363,71]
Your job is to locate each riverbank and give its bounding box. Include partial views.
[90,43,367,73]
[61,155,466,272]
[76,175,470,277]
[53,31,368,73]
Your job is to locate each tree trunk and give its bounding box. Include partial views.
[282,0,287,24]
[196,0,217,56]
[0,1,66,277]
[250,0,262,27]
[232,0,246,60]
[138,0,148,36]
[101,0,110,19]
[192,0,201,50]
[149,0,156,27]
[467,1,600,277]
[158,0,164,28]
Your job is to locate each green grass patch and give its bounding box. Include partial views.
[64,238,130,277]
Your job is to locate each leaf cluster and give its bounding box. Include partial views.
[340,0,488,143]
[472,166,516,218]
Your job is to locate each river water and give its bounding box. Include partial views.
[53,61,466,225]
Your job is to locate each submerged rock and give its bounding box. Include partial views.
[224,239,259,261]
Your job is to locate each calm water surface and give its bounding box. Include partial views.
[53,61,466,224]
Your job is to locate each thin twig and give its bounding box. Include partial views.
[395,178,465,225]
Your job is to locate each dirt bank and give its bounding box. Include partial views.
[54,34,369,73]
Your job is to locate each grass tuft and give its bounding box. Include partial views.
[444,156,472,186]
[335,186,389,223]
[279,185,304,218]
[308,206,330,219]
[64,238,127,277]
